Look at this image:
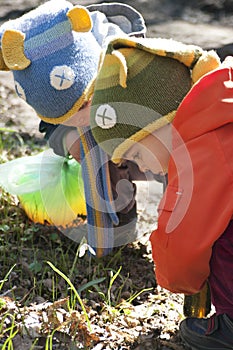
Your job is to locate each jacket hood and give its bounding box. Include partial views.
[173,62,233,143]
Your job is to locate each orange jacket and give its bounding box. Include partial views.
[150,63,233,294]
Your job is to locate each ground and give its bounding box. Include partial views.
[0,0,232,349]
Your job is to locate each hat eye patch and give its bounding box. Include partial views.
[95,104,117,129]
[50,65,75,90]
[15,81,26,101]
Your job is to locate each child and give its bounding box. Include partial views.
[37,1,148,157]
[89,36,233,348]
[0,0,157,255]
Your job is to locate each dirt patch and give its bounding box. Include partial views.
[0,1,232,349]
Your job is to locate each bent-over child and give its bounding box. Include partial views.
[90,36,233,348]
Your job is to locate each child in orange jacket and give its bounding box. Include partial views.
[90,37,233,349]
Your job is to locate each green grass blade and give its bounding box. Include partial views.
[46,261,91,331]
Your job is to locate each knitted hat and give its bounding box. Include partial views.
[90,37,220,162]
[0,1,147,125]
[0,0,102,124]
[1,0,101,124]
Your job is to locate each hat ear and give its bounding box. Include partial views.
[2,29,31,70]
[192,50,221,83]
[0,49,9,71]
[67,5,92,33]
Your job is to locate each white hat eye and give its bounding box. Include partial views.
[15,81,26,100]
[95,104,117,129]
[50,65,75,90]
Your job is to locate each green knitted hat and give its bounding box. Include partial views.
[90,37,220,162]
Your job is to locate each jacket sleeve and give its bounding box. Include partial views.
[150,130,233,294]
[39,121,76,157]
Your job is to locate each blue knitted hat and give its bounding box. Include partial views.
[0,0,102,124]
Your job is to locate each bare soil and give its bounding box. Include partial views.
[0,1,232,349]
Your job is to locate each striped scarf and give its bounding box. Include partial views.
[78,126,119,257]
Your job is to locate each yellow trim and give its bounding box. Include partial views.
[111,110,176,163]
[38,78,96,124]
[110,37,220,82]
[109,37,204,68]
